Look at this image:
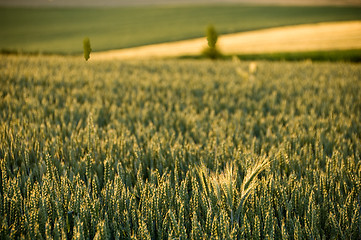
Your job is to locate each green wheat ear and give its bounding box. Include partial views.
[83,37,91,61]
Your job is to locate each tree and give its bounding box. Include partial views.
[203,25,222,59]
[83,37,92,61]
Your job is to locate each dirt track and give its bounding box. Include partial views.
[92,21,361,60]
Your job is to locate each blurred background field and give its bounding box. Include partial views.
[91,21,361,61]
[1,5,361,55]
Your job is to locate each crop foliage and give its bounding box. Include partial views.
[0,55,360,239]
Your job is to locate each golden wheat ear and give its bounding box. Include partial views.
[235,157,270,221]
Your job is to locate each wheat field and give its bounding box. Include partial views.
[0,55,360,239]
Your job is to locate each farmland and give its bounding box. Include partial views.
[92,21,361,61]
[1,2,361,238]
[1,55,360,239]
[1,5,361,54]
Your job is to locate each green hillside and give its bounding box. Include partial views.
[1,5,361,54]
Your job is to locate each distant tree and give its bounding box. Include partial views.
[207,24,218,49]
[203,25,222,59]
[83,37,92,61]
